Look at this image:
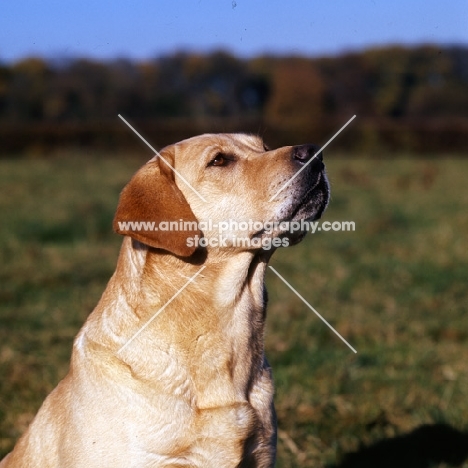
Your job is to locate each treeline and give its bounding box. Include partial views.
[1,45,467,155]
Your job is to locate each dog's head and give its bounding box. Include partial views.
[114,134,330,256]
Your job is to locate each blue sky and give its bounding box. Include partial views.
[1,0,467,62]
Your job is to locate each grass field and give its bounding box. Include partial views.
[1,152,468,467]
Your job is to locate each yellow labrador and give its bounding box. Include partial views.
[1,134,329,468]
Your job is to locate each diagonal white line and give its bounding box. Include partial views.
[118,114,207,203]
[269,115,357,202]
[268,266,357,354]
[117,266,206,354]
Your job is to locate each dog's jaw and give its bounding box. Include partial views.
[293,169,330,223]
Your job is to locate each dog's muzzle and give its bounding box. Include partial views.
[280,144,330,246]
[291,143,330,218]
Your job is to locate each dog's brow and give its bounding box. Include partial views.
[229,138,265,155]
[242,136,264,151]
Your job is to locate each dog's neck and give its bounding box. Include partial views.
[116,237,272,313]
[80,237,273,395]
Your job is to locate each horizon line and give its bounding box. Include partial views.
[2,40,467,65]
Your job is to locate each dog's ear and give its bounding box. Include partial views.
[113,147,201,257]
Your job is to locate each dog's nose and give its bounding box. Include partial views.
[292,144,323,167]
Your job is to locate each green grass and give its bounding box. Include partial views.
[1,153,468,467]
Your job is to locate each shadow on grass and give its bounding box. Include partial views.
[333,424,468,468]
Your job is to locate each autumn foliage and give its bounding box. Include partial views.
[0,45,467,155]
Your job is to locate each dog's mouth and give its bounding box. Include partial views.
[281,170,330,245]
[292,171,329,219]
[252,169,330,244]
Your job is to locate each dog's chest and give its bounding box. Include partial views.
[126,395,259,467]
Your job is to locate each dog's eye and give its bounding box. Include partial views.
[208,153,232,167]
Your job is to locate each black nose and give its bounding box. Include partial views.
[292,144,323,167]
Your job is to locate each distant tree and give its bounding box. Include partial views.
[266,58,325,125]
[0,63,11,120]
[405,46,468,118]
[7,58,51,121]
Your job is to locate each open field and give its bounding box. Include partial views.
[1,152,468,467]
